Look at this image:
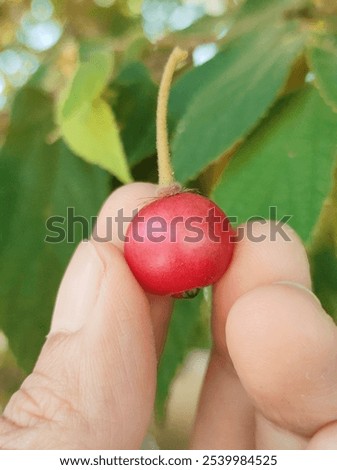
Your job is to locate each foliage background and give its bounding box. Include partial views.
[0,0,337,448]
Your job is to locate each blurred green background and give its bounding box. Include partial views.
[0,0,337,448]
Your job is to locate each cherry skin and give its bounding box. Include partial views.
[124,192,234,297]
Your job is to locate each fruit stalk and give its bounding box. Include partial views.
[124,47,234,298]
[157,47,188,188]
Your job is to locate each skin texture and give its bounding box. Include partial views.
[0,183,337,449]
[124,192,234,296]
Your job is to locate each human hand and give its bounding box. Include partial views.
[1,183,337,450]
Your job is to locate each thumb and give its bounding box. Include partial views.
[2,240,156,449]
[54,239,157,448]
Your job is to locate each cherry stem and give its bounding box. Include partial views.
[157,47,188,188]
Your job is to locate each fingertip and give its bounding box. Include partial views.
[94,182,158,250]
[88,238,151,326]
[84,239,157,415]
[212,221,311,352]
[216,220,311,298]
[226,283,332,372]
[74,240,157,448]
[226,283,337,435]
[93,182,174,357]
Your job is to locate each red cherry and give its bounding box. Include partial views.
[124,48,235,297]
[124,192,234,296]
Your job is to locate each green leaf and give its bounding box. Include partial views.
[171,2,307,183]
[112,62,158,166]
[307,33,337,113]
[169,0,308,124]
[156,293,205,423]
[309,166,337,321]
[58,51,132,183]
[213,86,337,243]
[310,247,337,321]
[0,87,110,372]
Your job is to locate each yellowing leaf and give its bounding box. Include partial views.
[60,98,132,182]
[62,51,114,119]
[58,51,132,183]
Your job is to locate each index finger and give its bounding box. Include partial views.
[191,221,312,449]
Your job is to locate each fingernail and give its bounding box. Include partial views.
[273,281,322,306]
[51,241,104,334]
